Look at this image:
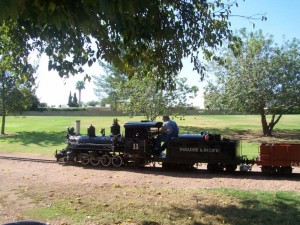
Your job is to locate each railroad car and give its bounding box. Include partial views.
[165,134,240,172]
[256,143,300,174]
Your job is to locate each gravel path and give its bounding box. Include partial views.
[1,153,299,192]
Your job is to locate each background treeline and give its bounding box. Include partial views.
[20,106,300,115]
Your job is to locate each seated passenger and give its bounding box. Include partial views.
[155,115,179,156]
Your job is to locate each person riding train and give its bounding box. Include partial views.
[155,115,179,156]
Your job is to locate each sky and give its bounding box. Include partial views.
[35,0,300,108]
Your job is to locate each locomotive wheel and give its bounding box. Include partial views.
[207,163,216,172]
[112,155,123,167]
[162,162,171,169]
[179,163,194,170]
[261,166,269,173]
[217,164,225,172]
[225,164,237,173]
[90,157,101,166]
[81,158,90,165]
[207,163,224,172]
[101,155,111,167]
[79,153,90,165]
[261,166,274,173]
[279,166,292,174]
[135,159,147,168]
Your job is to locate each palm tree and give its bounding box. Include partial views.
[75,81,85,105]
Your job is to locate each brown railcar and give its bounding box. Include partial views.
[256,143,300,174]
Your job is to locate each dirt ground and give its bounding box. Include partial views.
[0,152,300,224]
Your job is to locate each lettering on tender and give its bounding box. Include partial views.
[179,147,199,152]
[179,147,221,153]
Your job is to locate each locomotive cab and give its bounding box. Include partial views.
[123,121,163,163]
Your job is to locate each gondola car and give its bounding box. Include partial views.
[256,143,300,174]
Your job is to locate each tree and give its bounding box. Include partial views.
[0,0,251,88]
[3,78,38,114]
[73,93,79,107]
[0,20,37,134]
[119,76,199,121]
[67,91,79,107]
[1,71,37,124]
[28,93,40,111]
[204,29,300,136]
[38,102,48,108]
[99,98,112,107]
[68,91,73,107]
[93,62,127,111]
[94,63,198,121]
[75,80,85,104]
[86,100,99,107]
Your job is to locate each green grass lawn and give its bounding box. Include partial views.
[22,187,300,225]
[0,115,299,157]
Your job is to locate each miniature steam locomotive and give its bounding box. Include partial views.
[55,119,300,174]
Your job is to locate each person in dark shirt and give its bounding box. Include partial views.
[155,115,179,156]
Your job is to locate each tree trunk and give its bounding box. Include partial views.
[260,107,284,136]
[1,110,5,135]
[259,107,273,136]
[78,89,81,104]
[267,113,283,136]
[260,112,269,136]
[1,72,6,135]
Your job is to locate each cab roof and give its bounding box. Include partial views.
[124,121,163,128]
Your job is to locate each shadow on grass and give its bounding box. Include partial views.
[0,131,66,147]
[180,126,300,142]
[272,129,300,140]
[198,200,299,225]
[161,190,300,225]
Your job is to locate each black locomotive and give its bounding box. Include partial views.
[55,118,243,172]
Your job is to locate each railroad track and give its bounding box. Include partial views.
[1,155,299,178]
[0,155,57,164]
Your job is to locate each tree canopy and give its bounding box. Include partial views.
[0,0,244,88]
[118,76,199,121]
[1,72,38,113]
[204,29,300,136]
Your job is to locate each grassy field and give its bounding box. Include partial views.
[0,114,299,157]
[20,187,300,225]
